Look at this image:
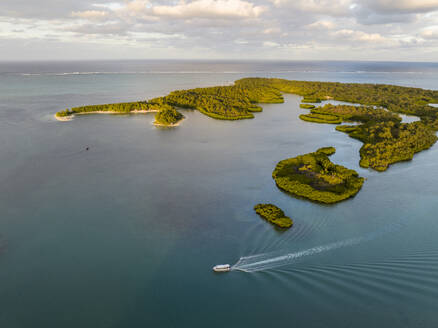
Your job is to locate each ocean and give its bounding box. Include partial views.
[1,60,438,327]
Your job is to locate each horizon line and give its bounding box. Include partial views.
[0,58,438,64]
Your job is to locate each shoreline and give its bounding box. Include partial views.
[153,117,186,127]
[54,109,159,122]
[54,114,74,121]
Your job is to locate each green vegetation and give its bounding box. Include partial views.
[149,84,283,120]
[56,77,438,171]
[302,97,322,103]
[316,147,336,156]
[335,125,358,133]
[71,101,160,114]
[55,101,173,118]
[59,77,438,126]
[236,78,438,122]
[55,109,72,117]
[254,204,293,228]
[272,147,364,203]
[235,78,438,171]
[154,106,184,126]
[336,121,437,171]
[57,81,285,120]
[310,104,401,123]
[299,113,342,124]
[299,104,400,125]
[238,78,438,130]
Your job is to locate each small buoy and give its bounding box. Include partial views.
[86,146,89,151]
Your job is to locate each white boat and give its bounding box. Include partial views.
[213,264,231,272]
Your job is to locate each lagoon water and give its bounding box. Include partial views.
[1,60,438,327]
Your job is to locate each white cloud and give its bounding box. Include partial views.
[150,0,266,19]
[263,41,279,47]
[93,2,124,11]
[71,10,108,19]
[421,26,438,39]
[306,20,336,30]
[263,27,281,34]
[271,0,352,16]
[0,0,438,60]
[234,39,249,44]
[334,29,387,43]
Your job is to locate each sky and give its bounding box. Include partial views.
[0,0,438,61]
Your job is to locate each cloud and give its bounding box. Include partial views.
[364,0,438,14]
[263,41,279,47]
[306,20,336,30]
[145,0,266,19]
[334,29,387,43]
[270,0,438,26]
[421,27,438,39]
[71,10,108,19]
[263,27,281,34]
[0,0,111,19]
[0,0,437,60]
[352,0,438,25]
[270,0,352,16]
[93,2,125,11]
[68,22,127,35]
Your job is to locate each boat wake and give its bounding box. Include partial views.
[232,221,403,272]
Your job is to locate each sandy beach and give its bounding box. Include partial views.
[153,117,186,127]
[55,109,159,122]
[54,114,74,121]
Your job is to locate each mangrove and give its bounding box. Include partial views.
[154,106,184,126]
[56,77,438,171]
[272,147,365,204]
[254,204,293,228]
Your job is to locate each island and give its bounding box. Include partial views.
[254,204,293,228]
[336,121,437,171]
[299,112,342,124]
[272,147,365,204]
[153,106,185,126]
[299,104,400,125]
[55,77,438,171]
[299,104,316,109]
[316,146,336,156]
[54,101,186,127]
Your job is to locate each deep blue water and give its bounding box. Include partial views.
[1,60,438,327]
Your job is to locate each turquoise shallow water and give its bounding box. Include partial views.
[1,60,438,327]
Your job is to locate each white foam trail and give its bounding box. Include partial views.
[232,238,360,272]
[232,222,402,272]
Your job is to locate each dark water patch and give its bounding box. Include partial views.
[0,235,7,255]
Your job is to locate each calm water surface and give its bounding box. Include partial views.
[1,60,438,327]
